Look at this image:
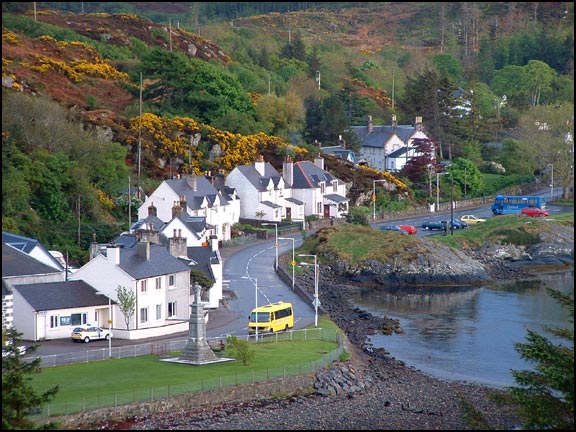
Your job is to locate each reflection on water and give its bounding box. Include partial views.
[354,272,574,388]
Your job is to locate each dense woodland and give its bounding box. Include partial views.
[1,2,574,265]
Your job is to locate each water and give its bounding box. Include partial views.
[354,271,574,388]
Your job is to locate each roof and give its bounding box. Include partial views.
[13,280,111,311]
[350,124,416,149]
[181,246,219,282]
[285,197,304,205]
[291,160,339,189]
[165,176,229,210]
[131,215,165,232]
[2,231,63,270]
[324,194,348,204]
[113,243,191,279]
[2,244,63,278]
[260,200,282,209]
[235,162,282,192]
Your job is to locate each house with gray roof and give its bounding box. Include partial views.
[282,156,349,219]
[2,242,66,332]
[350,115,434,172]
[3,231,65,272]
[225,155,305,223]
[70,237,195,340]
[136,173,240,242]
[12,280,111,341]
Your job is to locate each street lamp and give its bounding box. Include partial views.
[436,172,449,212]
[298,254,320,327]
[242,276,259,341]
[262,223,278,271]
[549,163,554,200]
[95,292,112,358]
[278,237,295,290]
[372,179,386,221]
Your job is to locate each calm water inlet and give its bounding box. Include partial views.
[354,272,574,388]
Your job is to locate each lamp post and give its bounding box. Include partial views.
[549,163,554,200]
[450,173,454,236]
[242,276,259,341]
[372,179,386,221]
[298,254,319,327]
[436,172,448,212]
[262,222,278,271]
[278,237,295,290]
[96,292,112,358]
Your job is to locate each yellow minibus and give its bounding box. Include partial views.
[248,301,294,334]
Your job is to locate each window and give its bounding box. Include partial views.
[60,316,71,326]
[140,307,148,323]
[50,316,59,328]
[140,280,147,293]
[70,313,87,326]
[333,181,337,192]
[155,277,162,290]
[320,183,325,194]
[156,304,162,320]
[168,301,177,318]
[168,274,175,287]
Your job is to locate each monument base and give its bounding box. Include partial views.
[159,356,235,366]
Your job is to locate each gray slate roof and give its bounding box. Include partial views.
[292,161,338,189]
[2,231,63,270]
[13,280,110,311]
[2,244,63,278]
[117,243,190,279]
[235,162,282,191]
[166,177,228,210]
[350,124,416,149]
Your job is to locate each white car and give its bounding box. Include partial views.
[460,214,486,225]
[71,326,111,343]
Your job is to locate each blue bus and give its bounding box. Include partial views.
[491,195,546,215]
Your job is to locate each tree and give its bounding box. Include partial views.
[225,335,255,366]
[115,285,136,330]
[508,287,574,430]
[2,328,59,430]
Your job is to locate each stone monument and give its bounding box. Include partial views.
[178,283,219,364]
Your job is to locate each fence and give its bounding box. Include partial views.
[31,328,343,420]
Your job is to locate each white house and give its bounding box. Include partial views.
[282,156,349,219]
[11,280,112,341]
[351,115,434,172]
[70,239,193,340]
[225,155,302,223]
[137,173,241,241]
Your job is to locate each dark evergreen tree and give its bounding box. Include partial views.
[508,288,574,430]
[303,96,323,143]
[319,94,349,145]
[2,328,59,430]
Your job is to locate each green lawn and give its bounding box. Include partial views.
[30,318,344,416]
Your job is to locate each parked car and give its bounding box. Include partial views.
[521,206,550,217]
[460,214,486,225]
[444,219,468,229]
[71,326,111,343]
[379,225,408,234]
[398,224,418,235]
[421,220,445,230]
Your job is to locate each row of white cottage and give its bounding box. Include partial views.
[2,155,349,342]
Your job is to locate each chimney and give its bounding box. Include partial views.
[314,157,324,170]
[147,202,157,217]
[169,229,187,257]
[107,244,120,265]
[136,239,151,261]
[90,232,99,260]
[186,175,197,191]
[171,200,183,219]
[179,194,187,212]
[282,155,294,187]
[415,116,423,131]
[392,114,398,128]
[213,172,225,190]
[254,154,266,176]
[368,115,373,133]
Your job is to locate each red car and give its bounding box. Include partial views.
[521,207,550,217]
[398,224,418,235]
